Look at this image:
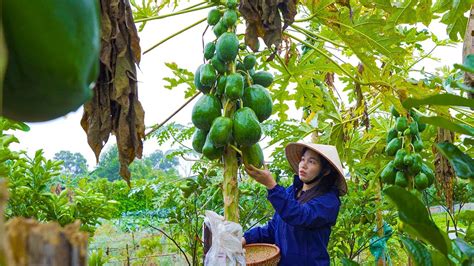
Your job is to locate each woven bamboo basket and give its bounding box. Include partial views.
[244,243,280,266]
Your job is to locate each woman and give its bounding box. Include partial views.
[242,142,347,265]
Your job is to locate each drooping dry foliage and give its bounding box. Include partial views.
[81,0,145,186]
[239,0,298,52]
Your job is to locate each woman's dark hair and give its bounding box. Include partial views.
[297,148,338,204]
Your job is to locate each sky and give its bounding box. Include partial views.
[10,3,464,170]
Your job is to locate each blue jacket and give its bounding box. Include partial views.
[244,175,341,266]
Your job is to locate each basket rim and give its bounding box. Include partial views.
[244,243,280,264]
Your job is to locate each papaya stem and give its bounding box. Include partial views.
[223,99,231,117]
[145,92,201,138]
[135,4,213,23]
[182,1,208,11]
[229,144,242,156]
[144,18,207,54]
[290,24,348,48]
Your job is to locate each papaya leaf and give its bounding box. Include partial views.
[341,258,360,266]
[438,0,473,41]
[402,94,474,109]
[454,238,474,261]
[418,116,474,136]
[449,80,474,93]
[399,235,433,266]
[429,249,451,265]
[454,54,474,73]
[435,142,474,179]
[464,138,474,146]
[383,186,451,255]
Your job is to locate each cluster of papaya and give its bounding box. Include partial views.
[191,0,273,168]
[381,106,435,191]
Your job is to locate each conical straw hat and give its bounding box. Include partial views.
[285,142,348,196]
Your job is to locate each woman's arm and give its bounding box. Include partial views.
[243,215,277,244]
[244,164,339,229]
[268,185,340,228]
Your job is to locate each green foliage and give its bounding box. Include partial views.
[92,145,178,181]
[6,150,117,233]
[53,150,88,177]
[328,181,397,262]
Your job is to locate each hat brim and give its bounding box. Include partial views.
[285,142,348,196]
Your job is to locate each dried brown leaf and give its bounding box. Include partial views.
[239,0,298,52]
[82,0,145,186]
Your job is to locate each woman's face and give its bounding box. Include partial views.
[298,149,324,183]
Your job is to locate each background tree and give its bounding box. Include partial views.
[53,150,88,177]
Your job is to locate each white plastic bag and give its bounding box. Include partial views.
[204,210,246,266]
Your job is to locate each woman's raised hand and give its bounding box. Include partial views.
[244,164,277,189]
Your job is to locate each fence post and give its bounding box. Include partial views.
[0,179,8,266]
[202,222,212,265]
[126,244,130,266]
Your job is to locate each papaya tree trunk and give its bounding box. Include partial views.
[223,142,239,222]
[375,181,384,266]
[463,4,474,108]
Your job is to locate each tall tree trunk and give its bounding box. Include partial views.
[463,4,474,109]
[223,137,239,222]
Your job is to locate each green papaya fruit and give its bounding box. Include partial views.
[227,0,238,9]
[242,143,264,168]
[243,54,256,70]
[409,109,419,122]
[192,129,208,153]
[192,95,221,131]
[236,61,246,74]
[216,32,239,62]
[385,138,402,156]
[213,21,227,38]
[211,56,228,74]
[421,163,435,186]
[251,71,274,87]
[202,135,224,160]
[418,123,427,132]
[200,64,217,87]
[414,172,429,190]
[194,64,211,93]
[390,106,400,117]
[394,149,407,169]
[403,153,414,168]
[242,84,273,122]
[396,117,408,131]
[381,161,396,184]
[208,117,233,147]
[413,136,423,152]
[3,0,100,122]
[408,153,422,175]
[225,73,244,100]
[386,128,398,144]
[409,121,419,136]
[207,9,221,26]
[395,171,408,187]
[216,75,227,96]
[204,42,216,60]
[222,9,237,27]
[233,107,262,146]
